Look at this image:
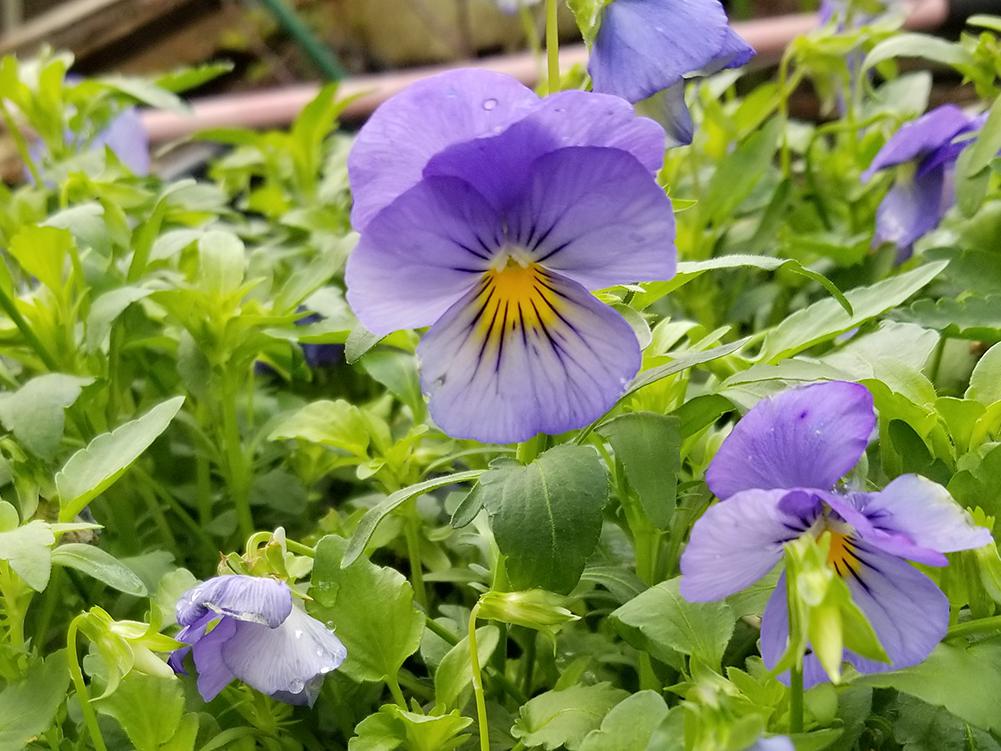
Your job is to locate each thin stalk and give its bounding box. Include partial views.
[519,3,542,67]
[33,568,63,650]
[285,539,316,558]
[545,0,560,94]
[521,630,537,696]
[789,664,804,734]
[0,563,26,650]
[220,372,254,540]
[948,615,1001,638]
[0,286,59,371]
[468,603,491,751]
[403,502,428,608]
[385,672,408,709]
[67,616,108,751]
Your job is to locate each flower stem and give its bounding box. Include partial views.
[67,616,108,751]
[386,672,408,709]
[468,603,491,751]
[220,371,254,541]
[789,662,804,734]
[545,0,560,94]
[948,615,1001,638]
[403,501,428,608]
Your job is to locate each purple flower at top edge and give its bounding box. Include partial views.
[346,69,676,443]
[169,575,347,706]
[862,105,985,259]
[679,381,991,687]
[493,0,541,12]
[747,737,795,751]
[588,0,755,145]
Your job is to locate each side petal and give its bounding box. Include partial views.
[680,489,815,602]
[695,26,756,76]
[191,616,238,702]
[857,476,992,557]
[348,69,539,230]
[843,543,948,676]
[176,576,292,628]
[590,0,729,103]
[861,105,972,181]
[222,606,347,707]
[417,268,639,443]
[512,146,676,289]
[873,167,946,251]
[706,382,875,500]
[636,84,695,148]
[345,176,499,336]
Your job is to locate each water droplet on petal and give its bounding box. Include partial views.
[482,98,498,111]
[294,629,304,639]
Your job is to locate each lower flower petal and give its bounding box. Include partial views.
[192,616,238,702]
[680,489,815,602]
[873,166,946,250]
[222,606,347,707]
[417,268,639,443]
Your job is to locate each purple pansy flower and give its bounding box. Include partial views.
[169,575,346,705]
[680,381,990,687]
[588,0,754,144]
[862,105,985,257]
[29,107,150,180]
[346,69,676,443]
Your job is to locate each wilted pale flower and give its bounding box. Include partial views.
[169,575,346,705]
[862,105,985,258]
[346,69,676,443]
[493,0,542,13]
[680,382,990,687]
[588,0,754,144]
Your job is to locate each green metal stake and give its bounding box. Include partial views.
[257,0,345,80]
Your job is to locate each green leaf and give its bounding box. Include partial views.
[0,521,54,591]
[475,446,608,594]
[759,262,947,362]
[0,651,69,751]
[566,0,610,44]
[903,294,1001,341]
[268,399,370,457]
[86,286,156,353]
[512,683,629,751]
[893,694,1001,751]
[578,690,669,751]
[346,324,381,364]
[198,230,246,297]
[342,470,483,567]
[51,543,148,596]
[351,706,472,751]
[623,338,749,401]
[703,118,782,224]
[154,61,234,93]
[8,225,73,292]
[862,33,975,73]
[0,374,91,460]
[862,639,1001,732]
[98,75,187,111]
[968,342,1001,405]
[434,625,500,710]
[598,413,680,529]
[359,349,427,424]
[96,672,186,751]
[962,94,1001,179]
[611,578,735,669]
[310,536,425,683]
[57,396,185,521]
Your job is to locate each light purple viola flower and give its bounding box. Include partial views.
[169,575,346,706]
[862,105,984,258]
[494,0,542,12]
[29,107,150,180]
[588,0,754,144]
[346,69,676,443]
[680,381,990,687]
[747,737,795,751]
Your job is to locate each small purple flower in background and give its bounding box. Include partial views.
[862,105,984,258]
[680,381,990,687]
[588,0,754,145]
[169,575,346,705]
[347,69,676,443]
[748,738,795,751]
[29,107,150,180]
[493,0,542,12]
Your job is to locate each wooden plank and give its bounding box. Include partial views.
[0,0,198,58]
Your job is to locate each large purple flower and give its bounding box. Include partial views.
[680,382,990,687]
[346,69,676,443]
[169,575,346,705]
[862,105,984,257]
[588,0,754,144]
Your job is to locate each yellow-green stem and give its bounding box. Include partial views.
[545,0,560,94]
[386,672,407,709]
[67,617,109,751]
[468,603,491,751]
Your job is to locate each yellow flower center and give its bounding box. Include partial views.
[472,259,559,344]
[824,528,861,578]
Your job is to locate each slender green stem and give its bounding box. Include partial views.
[519,3,542,68]
[403,502,428,608]
[929,336,947,387]
[789,663,804,734]
[67,617,109,751]
[220,372,254,540]
[425,616,460,646]
[285,539,316,558]
[544,0,560,94]
[0,286,59,371]
[33,567,63,650]
[468,603,491,751]
[521,630,537,696]
[948,615,1001,638]
[385,672,408,709]
[0,563,26,650]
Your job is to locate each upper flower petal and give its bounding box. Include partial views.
[417,267,640,443]
[873,165,947,251]
[696,26,756,76]
[176,575,292,628]
[636,83,695,148]
[345,176,499,337]
[590,0,730,103]
[862,105,974,181]
[856,475,992,557]
[680,489,817,602]
[511,146,676,289]
[221,606,347,707]
[706,381,875,500]
[348,69,539,230]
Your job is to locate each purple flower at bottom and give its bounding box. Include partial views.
[347,69,676,443]
[588,0,754,144]
[862,105,984,258]
[680,382,990,687]
[169,575,346,705]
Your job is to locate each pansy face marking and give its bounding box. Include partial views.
[680,381,990,687]
[346,70,677,443]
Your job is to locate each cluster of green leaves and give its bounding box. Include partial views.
[2,6,1001,751]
